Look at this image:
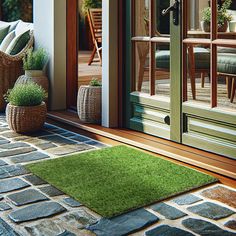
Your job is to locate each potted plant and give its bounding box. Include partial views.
[82,0,102,15]
[77,78,102,124]
[15,48,49,98]
[201,0,233,32]
[5,82,47,134]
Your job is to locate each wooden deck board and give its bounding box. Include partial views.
[78,51,102,87]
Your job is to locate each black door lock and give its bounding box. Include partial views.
[162,0,180,26]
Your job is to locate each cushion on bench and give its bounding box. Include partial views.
[0,25,10,44]
[155,48,210,70]
[218,53,236,75]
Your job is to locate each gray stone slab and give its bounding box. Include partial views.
[59,131,77,137]
[0,147,36,158]
[50,128,69,134]
[150,202,187,220]
[145,225,194,236]
[7,189,49,206]
[0,131,26,139]
[172,194,202,205]
[25,219,76,236]
[68,135,90,142]
[0,139,10,145]
[58,231,76,236]
[0,165,29,179]
[58,210,98,229]
[10,151,50,164]
[62,197,82,208]
[0,178,30,194]
[187,202,235,220]
[0,142,30,150]
[47,144,93,156]
[39,135,77,146]
[0,127,9,132]
[0,218,20,236]
[0,159,7,166]
[9,201,67,223]
[25,220,66,236]
[37,142,57,150]
[23,174,47,185]
[182,218,236,236]
[225,220,236,230]
[0,202,12,211]
[24,137,57,150]
[85,140,108,148]
[88,208,159,236]
[39,185,64,197]
[25,220,65,236]
[30,130,53,137]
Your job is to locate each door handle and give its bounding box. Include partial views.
[162,0,180,26]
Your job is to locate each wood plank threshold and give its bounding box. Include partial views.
[47,110,236,187]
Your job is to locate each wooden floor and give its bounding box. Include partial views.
[48,110,236,188]
[78,51,102,88]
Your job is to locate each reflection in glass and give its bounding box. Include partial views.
[217,47,236,110]
[186,46,211,104]
[155,43,170,97]
[134,0,150,36]
[134,42,150,93]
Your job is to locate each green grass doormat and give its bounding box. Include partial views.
[26,145,217,217]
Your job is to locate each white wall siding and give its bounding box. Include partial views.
[33,0,67,110]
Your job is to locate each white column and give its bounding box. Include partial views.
[102,0,119,127]
[33,0,67,110]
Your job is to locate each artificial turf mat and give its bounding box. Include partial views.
[26,145,217,217]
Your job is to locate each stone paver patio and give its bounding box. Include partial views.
[0,113,236,236]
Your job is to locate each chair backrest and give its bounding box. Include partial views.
[87,8,102,42]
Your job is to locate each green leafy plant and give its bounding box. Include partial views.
[23,48,48,71]
[2,0,33,22]
[82,0,102,14]
[5,82,46,107]
[202,0,233,26]
[89,78,102,87]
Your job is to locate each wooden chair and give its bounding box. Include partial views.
[137,18,208,98]
[87,8,102,66]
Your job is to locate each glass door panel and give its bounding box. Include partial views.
[128,0,180,141]
[182,0,236,159]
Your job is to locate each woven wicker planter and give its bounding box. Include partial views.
[77,86,101,124]
[6,102,47,134]
[15,70,49,95]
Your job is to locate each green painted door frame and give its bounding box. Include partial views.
[125,0,182,143]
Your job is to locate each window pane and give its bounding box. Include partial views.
[155,43,170,97]
[155,0,170,34]
[217,46,236,110]
[183,45,211,105]
[133,42,150,93]
[134,0,150,36]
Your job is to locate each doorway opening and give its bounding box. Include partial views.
[66,0,102,109]
[77,1,102,90]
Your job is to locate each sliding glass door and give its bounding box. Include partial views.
[125,0,236,159]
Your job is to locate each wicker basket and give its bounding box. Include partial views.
[15,70,49,93]
[6,102,47,134]
[77,86,101,124]
[0,33,34,111]
[15,70,49,105]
